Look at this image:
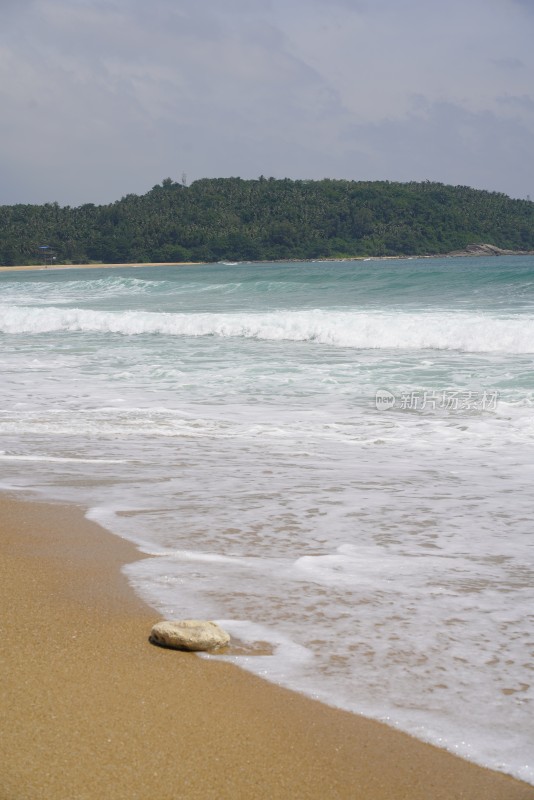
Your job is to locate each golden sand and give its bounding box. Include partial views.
[0,262,202,272]
[1,495,532,800]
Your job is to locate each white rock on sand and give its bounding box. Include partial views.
[150,620,230,651]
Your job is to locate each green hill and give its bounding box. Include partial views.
[1,177,534,266]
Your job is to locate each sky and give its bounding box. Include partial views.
[1,0,533,206]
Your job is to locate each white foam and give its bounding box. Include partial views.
[1,305,534,352]
[0,454,126,464]
[120,533,534,785]
[2,261,533,785]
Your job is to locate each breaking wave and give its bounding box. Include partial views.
[1,305,534,353]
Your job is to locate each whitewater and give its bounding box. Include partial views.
[0,257,533,783]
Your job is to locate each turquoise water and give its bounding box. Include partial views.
[1,256,533,782]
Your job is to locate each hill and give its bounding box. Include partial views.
[1,177,534,266]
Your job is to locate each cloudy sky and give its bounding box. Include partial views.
[1,0,533,206]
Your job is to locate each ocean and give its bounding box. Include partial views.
[0,256,533,783]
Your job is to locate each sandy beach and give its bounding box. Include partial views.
[1,495,532,800]
[2,244,532,273]
[0,262,202,273]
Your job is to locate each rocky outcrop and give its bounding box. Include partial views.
[447,242,518,257]
[150,620,230,651]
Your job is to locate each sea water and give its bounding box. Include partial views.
[0,257,533,783]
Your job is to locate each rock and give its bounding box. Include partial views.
[150,619,230,651]
[447,242,517,257]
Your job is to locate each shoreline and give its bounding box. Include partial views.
[1,493,533,799]
[2,247,534,273]
[0,260,204,273]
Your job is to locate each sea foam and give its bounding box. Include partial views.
[2,258,533,785]
[1,305,534,353]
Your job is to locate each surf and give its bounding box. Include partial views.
[1,304,533,353]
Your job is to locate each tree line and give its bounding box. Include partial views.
[1,177,533,266]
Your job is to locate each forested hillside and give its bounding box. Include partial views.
[1,177,534,265]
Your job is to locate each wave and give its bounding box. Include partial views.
[1,305,534,352]
[0,276,159,305]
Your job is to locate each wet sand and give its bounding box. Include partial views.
[1,494,532,800]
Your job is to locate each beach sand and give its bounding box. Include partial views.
[1,495,532,800]
[0,262,202,273]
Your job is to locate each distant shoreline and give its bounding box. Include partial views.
[0,260,202,273]
[2,244,534,273]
